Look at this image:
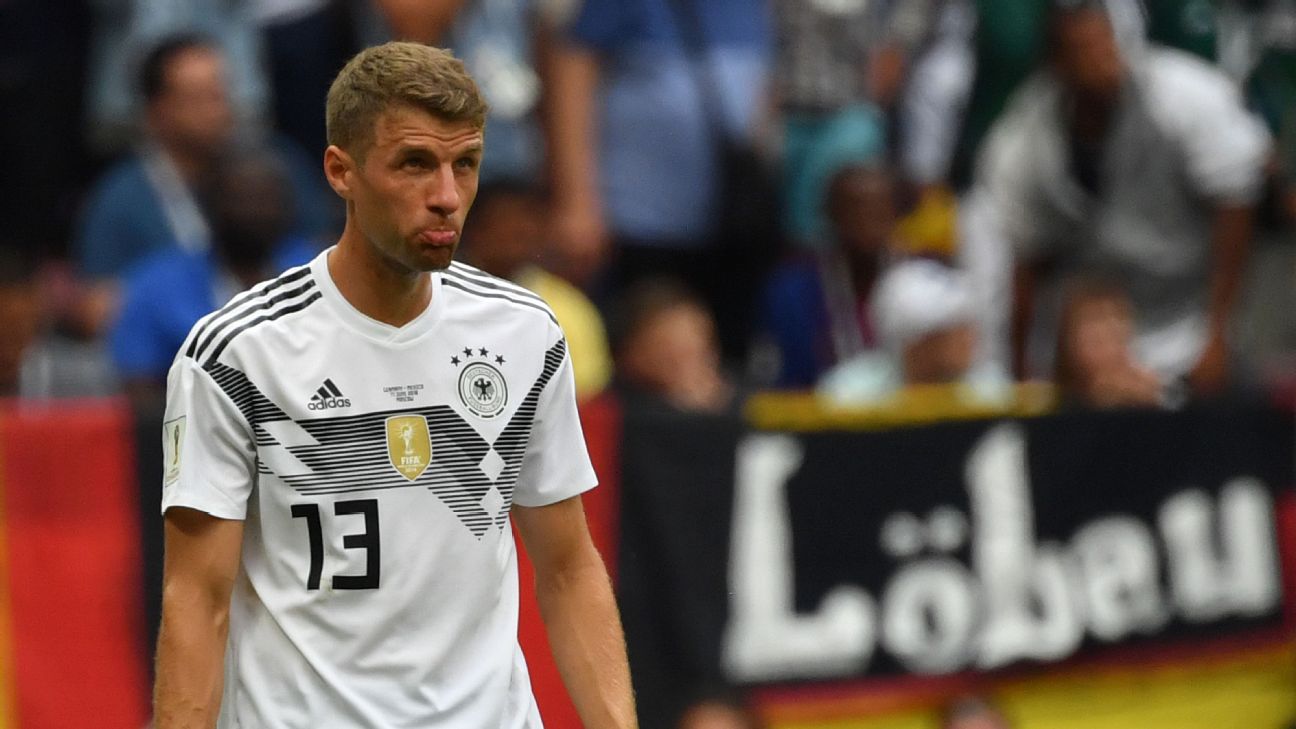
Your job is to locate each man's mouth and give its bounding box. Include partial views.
[417,229,457,246]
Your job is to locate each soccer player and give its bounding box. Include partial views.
[153,42,637,728]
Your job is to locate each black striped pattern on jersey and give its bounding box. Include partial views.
[264,404,500,534]
[489,337,565,528]
[205,360,292,425]
[186,264,321,366]
[219,338,569,538]
[184,265,309,358]
[440,263,559,326]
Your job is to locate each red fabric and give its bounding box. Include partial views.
[2,401,149,728]
[1276,489,1296,629]
[517,396,622,728]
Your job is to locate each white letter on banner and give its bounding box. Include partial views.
[1161,478,1280,622]
[722,434,875,681]
[880,558,979,674]
[1070,517,1169,642]
[967,424,1084,669]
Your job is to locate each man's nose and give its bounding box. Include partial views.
[425,164,461,216]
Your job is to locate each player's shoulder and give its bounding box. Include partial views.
[1139,46,1240,115]
[179,261,322,367]
[440,261,560,328]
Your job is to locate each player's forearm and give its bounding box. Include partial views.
[536,547,637,729]
[1205,205,1253,333]
[154,585,230,729]
[371,0,469,42]
[1010,263,1037,379]
[542,44,602,207]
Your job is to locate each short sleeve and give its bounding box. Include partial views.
[160,354,257,519]
[1160,59,1271,204]
[512,339,599,507]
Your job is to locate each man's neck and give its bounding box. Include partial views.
[154,138,207,183]
[329,224,434,328]
[1070,93,1117,144]
[845,250,882,296]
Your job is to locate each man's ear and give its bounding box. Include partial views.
[323,145,356,200]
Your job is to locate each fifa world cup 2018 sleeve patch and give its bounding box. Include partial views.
[163,416,187,487]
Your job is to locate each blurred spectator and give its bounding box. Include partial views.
[610,279,734,414]
[775,0,932,246]
[442,0,547,183]
[947,0,1145,190]
[899,0,976,192]
[1054,279,1166,408]
[0,247,118,399]
[756,164,898,388]
[84,0,269,154]
[75,34,332,284]
[546,0,770,357]
[973,1,1270,397]
[460,180,613,400]
[912,0,1143,380]
[108,146,317,401]
[818,258,1006,404]
[877,259,977,386]
[0,249,42,398]
[940,696,1012,729]
[369,0,554,182]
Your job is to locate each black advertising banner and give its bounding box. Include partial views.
[617,405,1294,727]
[617,402,742,727]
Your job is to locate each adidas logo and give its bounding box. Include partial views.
[307,378,352,411]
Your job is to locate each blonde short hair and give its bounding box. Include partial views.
[326,42,488,161]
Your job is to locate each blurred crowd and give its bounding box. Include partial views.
[2,0,1296,415]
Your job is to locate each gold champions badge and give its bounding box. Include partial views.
[385,415,431,481]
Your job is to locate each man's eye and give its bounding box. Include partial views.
[402,158,427,170]
[454,157,478,171]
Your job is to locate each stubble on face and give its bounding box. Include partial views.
[350,106,484,275]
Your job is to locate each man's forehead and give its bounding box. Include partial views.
[372,106,483,149]
[168,46,225,79]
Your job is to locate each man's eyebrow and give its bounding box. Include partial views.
[394,139,483,158]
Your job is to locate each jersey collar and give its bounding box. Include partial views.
[311,247,445,345]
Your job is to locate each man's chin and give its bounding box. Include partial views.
[418,246,456,272]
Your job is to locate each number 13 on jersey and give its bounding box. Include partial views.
[291,499,381,590]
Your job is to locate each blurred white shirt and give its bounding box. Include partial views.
[973,47,1270,383]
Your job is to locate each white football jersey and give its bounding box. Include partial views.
[161,248,597,728]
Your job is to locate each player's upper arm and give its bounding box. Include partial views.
[513,495,597,578]
[162,507,245,608]
[161,349,257,520]
[1149,52,1271,205]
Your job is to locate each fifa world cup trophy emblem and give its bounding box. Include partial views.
[401,424,415,456]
